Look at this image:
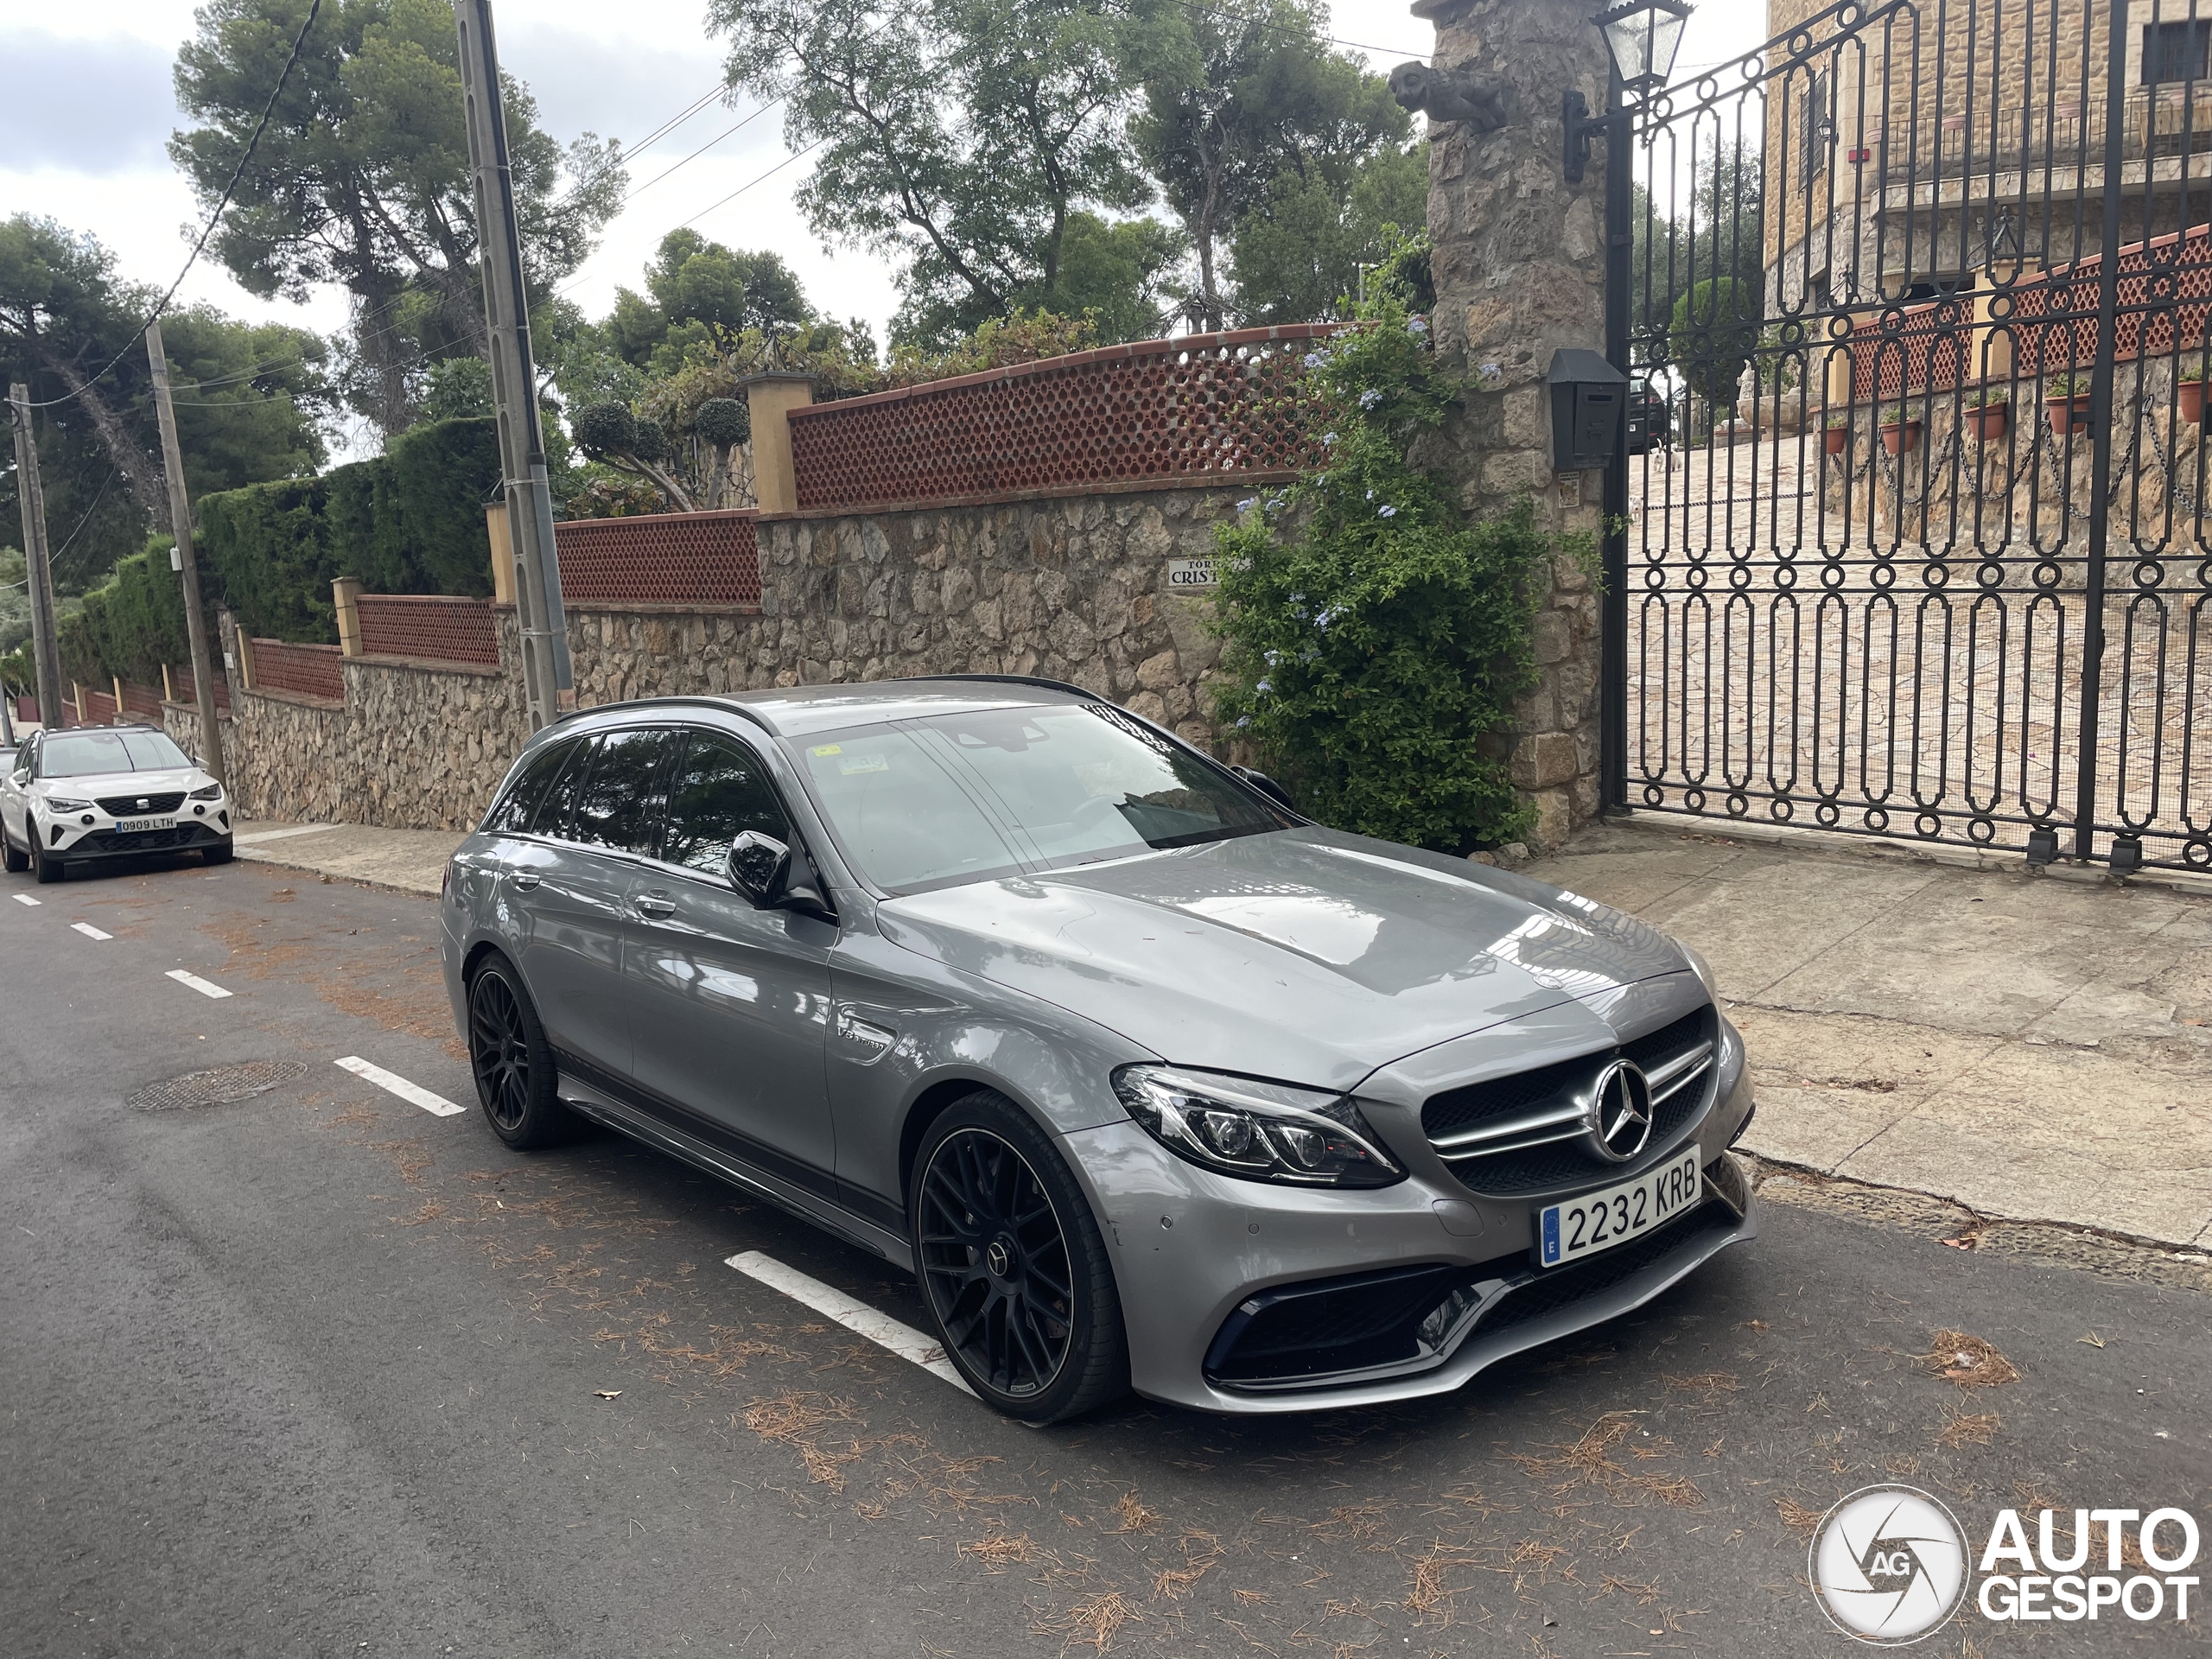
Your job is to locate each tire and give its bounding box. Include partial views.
[2,828,25,874]
[910,1090,1128,1425]
[32,841,64,884]
[203,841,234,865]
[464,955,575,1149]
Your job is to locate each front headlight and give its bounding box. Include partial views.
[43,797,92,813]
[188,784,222,801]
[1111,1065,1405,1188]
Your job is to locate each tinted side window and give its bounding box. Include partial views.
[530,734,599,840]
[569,728,677,855]
[483,740,574,834]
[659,734,789,875]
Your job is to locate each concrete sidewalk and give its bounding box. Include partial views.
[1527,822,2212,1255]
[232,819,463,896]
[233,812,2212,1254]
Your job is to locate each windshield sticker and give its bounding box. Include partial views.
[837,753,890,775]
[809,744,843,757]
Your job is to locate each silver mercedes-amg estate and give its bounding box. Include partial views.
[441,678,1756,1421]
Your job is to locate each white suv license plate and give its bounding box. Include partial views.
[115,817,175,833]
[1537,1150,1702,1268]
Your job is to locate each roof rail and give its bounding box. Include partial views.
[909,674,1109,703]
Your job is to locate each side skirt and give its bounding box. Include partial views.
[553,1067,915,1273]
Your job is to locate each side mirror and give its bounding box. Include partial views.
[1233,765,1294,810]
[727,830,838,922]
[10,769,27,787]
[727,830,790,905]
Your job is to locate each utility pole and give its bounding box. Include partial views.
[454,0,571,731]
[8,384,66,734]
[143,322,227,782]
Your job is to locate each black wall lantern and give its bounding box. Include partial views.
[1548,348,1629,471]
[1565,0,1694,182]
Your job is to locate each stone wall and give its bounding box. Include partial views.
[184,487,1244,831]
[1414,0,1611,845]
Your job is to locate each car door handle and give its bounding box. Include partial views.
[512,872,541,891]
[634,893,676,918]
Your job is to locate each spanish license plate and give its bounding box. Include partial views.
[115,817,174,833]
[1537,1149,1702,1268]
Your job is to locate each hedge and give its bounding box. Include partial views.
[57,538,198,688]
[197,416,501,645]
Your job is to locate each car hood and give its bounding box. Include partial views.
[874,827,1693,1090]
[34,767,208,801]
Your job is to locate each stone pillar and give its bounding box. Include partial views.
[332,577,365,658]
[1414,0,1611,848]
[485,502,517,605]
[741,373,816,514]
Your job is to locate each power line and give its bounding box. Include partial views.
[23,0,326,410]
[676,138,829,233]
[621,100,780,204]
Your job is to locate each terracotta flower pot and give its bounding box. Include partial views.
[2181,379,2205,423]
[1965,404,2009,442]
[1823,424,1849,454]
[1879,420,1922,455]
[2046,392,2094,436]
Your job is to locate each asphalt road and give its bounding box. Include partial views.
[3,855,2207,1659]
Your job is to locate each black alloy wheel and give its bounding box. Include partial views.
[2,828,25,874]
[465,957,570,1148]
[919,1128,1077,1399]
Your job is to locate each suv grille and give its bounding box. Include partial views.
[96,791,186,817]
[1420,1007,1717,1196]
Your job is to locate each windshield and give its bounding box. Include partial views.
[39,730,193,778]
[794,703,1287,894]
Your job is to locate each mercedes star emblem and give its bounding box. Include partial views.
[1585,1058,1655,1162]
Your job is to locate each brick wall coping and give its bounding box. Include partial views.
[785,325,1344,423]
[754,471,1299,523]
[242,683,344,713]
[350,652,505,679]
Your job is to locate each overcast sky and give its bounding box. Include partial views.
[2,1,1764,361]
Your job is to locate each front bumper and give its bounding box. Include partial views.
[1064,1030,1758,1414]
[41,813,231,861]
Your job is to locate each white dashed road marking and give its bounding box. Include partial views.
[165,969,233,1000]
[726,1250,976,1396]
[71,922,112,940]
[334,1056,464,1117]
[12,894,40,906]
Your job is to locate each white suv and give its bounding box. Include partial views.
[1,725,233,884]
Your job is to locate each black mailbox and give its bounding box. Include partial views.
[1547,348,1629,471]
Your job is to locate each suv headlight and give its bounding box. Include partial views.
[189,784,223,801]
[1111,1065,1405,1188]
[43,797,92,813]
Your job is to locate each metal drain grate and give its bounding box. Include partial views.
[127,1060,309,1112]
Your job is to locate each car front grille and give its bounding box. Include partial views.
[95,791,187,817]
[73,825,210,855]
[1420,1007,1718,1197]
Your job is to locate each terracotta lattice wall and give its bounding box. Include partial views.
[251,639,344,702]
[356,594,500,665]
[785,327,1338,511]
[1848,221,2212,401]
[554,510,760,607]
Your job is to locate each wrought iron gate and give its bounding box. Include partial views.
[1602,0,2212,874]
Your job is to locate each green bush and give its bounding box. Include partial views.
[54,537,199,687]
[1208,274,1559,855]
[195,416,500,645]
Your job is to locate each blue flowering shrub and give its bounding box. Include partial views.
[1209,252,1560,853]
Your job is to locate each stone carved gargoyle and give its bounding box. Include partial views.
[1389,60,1512,132]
